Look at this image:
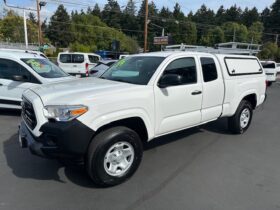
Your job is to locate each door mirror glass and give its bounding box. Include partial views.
[12,75,24,81]
[158,74,183,88]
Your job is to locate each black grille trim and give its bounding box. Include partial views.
[22,97,37,130]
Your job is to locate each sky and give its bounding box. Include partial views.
[0,0,276,20]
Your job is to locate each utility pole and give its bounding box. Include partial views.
[23,10,28,49]
[233,27,236,42]
[36,0,41,46]
[275,34,279,45]
[144,0,148,52]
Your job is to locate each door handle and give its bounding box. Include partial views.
[0,83,3,86]
[191,90,202,95]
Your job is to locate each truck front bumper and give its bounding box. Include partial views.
[19,120,95,159]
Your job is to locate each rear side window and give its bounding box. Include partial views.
[88,55,99,63]
[201,57,218,82]
[261,62,276,69]
[164,57,197,85]
[59,54,71,63]
[225,57,262,76]
[72,54,84,63]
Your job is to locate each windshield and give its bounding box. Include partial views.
[101,56,165,85]
[21,58,69,78]
[261,62,276,69]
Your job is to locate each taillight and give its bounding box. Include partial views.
[85,63,89,77]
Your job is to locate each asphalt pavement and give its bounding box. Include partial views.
[0,83,280,210]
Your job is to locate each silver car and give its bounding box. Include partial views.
[89,60,117,77]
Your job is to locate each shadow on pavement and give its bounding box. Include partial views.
[202,118,231,135]
[0,108,21,116]
[2,133,97,188]
[2,119,230,188]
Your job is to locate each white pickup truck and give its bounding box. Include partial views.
[19,52,266,187]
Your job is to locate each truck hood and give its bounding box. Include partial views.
[30,77,136,105]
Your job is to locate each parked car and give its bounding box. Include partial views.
[119,54,129,60]
[89,60,118,77]
[260,61,277,86]
[57,52,101,77]
[0,48,47,58]
[0,50,75,109]
[19,52,266,187]
[277,63,280,73]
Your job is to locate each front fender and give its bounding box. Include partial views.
[80,108,154,140]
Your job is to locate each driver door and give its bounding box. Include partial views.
[154,57,203,136]
[0,58,39,107]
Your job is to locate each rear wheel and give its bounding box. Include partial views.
[86,126,143,187]
[228,100,253,134]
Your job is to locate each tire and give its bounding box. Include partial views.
[228,100,253,134]
[267,81,272,87]
[86,126,143,187]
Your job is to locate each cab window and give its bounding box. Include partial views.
[200,57,218,82]
[163,57,197,85]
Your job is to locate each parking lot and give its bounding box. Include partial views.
[0,83,279,210]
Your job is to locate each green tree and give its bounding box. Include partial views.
[46,5,72,47]
[28,12,37,24]
[241,7,259,27]
[204,26,225,46]
[248,21,264,43]
[258,42,279,60]
[92,3,101,17]
[266,0,280,33]
[222,22,248,42]
[124,0,136,16]
[224,5,242,22]
[215,6,226,25]
[0,10,38,43]
[102,0,122,29]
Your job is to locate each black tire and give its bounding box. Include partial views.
[228,100,253,134]
[267,81,272,87]
[86,126,143,187]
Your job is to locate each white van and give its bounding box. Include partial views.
[57,52,101,77]
[277,63,280,73]
[260,61,277,86]
[0,50,75,109]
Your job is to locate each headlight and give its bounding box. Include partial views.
[43,105,88,122]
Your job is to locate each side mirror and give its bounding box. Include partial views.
[12,75,24,81]
[158,74,183,88]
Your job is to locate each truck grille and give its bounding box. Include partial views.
[22,97,37,130]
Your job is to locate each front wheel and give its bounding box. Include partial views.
[86,126,143,187]
[228,100,253,134]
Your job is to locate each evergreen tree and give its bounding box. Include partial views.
[216,6,226,25]
[241,7,259,27]
[224,5,242,22]
[92,3,101,18]
[124,0,136,16]
[267,0,280,33]
[28,12,36,24]
[173,3,184,20]
[46,5,72,47]
[102,0,122,28]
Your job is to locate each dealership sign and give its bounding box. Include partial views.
[153,36,169,45]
